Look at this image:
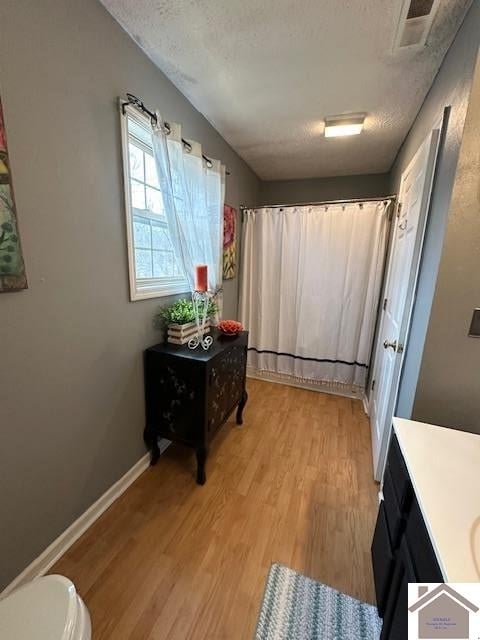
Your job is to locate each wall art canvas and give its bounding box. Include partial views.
[223,204,236,279]
[0,96,27,292]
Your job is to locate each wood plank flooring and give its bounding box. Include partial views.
[52,379,379,639]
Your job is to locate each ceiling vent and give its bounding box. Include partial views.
[393,0,440,50]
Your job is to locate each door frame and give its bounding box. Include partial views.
[367,108,449,481]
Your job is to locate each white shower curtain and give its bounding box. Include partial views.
[239,201,390,395]
[151,116,225,294]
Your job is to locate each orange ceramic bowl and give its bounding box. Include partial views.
[217,320,243,336]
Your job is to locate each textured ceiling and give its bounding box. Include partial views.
[101,0,472,180]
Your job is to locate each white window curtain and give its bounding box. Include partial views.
[151,115,226,296]
[239,201,391,396]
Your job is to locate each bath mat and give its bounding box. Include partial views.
[255,563,382,640]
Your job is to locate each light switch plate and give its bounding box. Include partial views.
[468,308,480,337]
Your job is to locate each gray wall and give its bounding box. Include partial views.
[0,0,259,589]
[412,52,480,431]
[393,1,480,422]
[259,173,391,205]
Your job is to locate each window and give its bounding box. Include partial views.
[120,104,188,300]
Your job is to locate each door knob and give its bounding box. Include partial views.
[383,339,397,351]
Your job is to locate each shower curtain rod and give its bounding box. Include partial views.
[240,195,396,210]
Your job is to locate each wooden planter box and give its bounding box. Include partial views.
[167,320,212,345]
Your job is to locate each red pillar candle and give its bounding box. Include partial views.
[194,264,208,292]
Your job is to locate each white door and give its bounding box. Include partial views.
[370,127,440,480]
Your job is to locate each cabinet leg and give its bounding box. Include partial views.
[143,425,160,466]
[236,389,248,425]
[196,446,208,485]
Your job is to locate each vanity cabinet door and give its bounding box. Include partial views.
[386,434,413,511]
[382,466,404,549]
[371,502,395,617]
[381,538,416,640]
[405,495,443,582]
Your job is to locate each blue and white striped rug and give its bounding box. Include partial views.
[255,564,382,640]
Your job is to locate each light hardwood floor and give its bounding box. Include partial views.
[52,379,379,639]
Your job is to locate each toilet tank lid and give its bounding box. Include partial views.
[0,575,78,640]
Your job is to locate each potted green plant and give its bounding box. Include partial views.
[158,298,217,345]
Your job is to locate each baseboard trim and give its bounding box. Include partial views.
[2,439,170,598]
[362,394,370,415]
[246,371,362,400]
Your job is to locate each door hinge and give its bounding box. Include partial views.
[396,202,402,218]
[371,379,376,391]
[383,297,388,311]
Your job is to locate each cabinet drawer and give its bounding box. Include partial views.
[382,466,404,548]
[371,502,395,617]
[405,495,443,582]
[387,434,413,511]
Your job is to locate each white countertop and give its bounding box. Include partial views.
[392,417,480,583]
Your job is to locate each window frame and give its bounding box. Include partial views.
[119,102,189,301]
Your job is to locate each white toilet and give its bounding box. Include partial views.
[0,575,91,640]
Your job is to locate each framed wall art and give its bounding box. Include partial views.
[0,95,27,292]
[223,204,236,280]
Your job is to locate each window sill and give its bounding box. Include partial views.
[131,281,190,301]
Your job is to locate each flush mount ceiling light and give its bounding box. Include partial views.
[324,114,366,138]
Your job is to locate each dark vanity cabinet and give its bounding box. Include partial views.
[144,331,248,485]
[371,433,443,639]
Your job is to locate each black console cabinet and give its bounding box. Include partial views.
[371,433,443,639]
[144,330,248,484]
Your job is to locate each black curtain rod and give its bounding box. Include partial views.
[121,93,230,175]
